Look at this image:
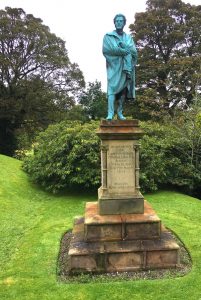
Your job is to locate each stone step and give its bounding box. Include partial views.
[68,218,180,274]
[84,201,161,242]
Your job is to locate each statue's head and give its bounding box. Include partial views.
[113,14,126,26]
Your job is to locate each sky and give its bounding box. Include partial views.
[0,0,200,91]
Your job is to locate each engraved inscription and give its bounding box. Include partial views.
[108,143,135,192]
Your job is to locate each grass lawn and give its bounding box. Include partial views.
[0,154,201,300]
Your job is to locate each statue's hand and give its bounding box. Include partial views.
[118,42,130,55]
[121,48,130,55]
[119,41,126,48]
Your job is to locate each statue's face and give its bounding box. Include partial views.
[114,16,125,30]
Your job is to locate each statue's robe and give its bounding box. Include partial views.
[102,31,137,99]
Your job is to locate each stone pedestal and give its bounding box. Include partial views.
[84,201,161,242]
[68,203,179,274]
[67,120,180,274]
[97,120,144,215]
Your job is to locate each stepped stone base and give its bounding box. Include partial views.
[85,201,161,241]
[66,121,180,275]
[68,201,180,274]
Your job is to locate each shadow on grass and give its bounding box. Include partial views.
[24,173,98,200]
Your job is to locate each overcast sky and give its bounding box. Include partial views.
[0,0,200,91]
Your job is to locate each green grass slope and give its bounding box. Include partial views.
[0,154,201,300]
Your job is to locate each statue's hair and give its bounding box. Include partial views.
[113,14,126,25]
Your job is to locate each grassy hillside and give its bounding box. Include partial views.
[0,154,201,300]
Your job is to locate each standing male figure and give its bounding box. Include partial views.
[103,14,137,120]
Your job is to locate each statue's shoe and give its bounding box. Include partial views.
[117,113,126,120]
[106,113,113,120]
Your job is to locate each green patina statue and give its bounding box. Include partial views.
[103,14,137,120]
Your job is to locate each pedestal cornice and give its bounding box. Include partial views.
[97,120,144,140]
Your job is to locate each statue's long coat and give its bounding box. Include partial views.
[102,31,137,99]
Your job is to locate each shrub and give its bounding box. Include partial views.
[23,121,101,193]
[140,119,201,197]
[23,118,201,197]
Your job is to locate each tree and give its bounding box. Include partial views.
[78,81,107,120]
[0,7,85,155]
[130,0,201,119]
[170,96,201,197]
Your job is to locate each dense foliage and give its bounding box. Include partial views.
[78,81,107,120]
[23,112,201,197]
[130,0,201,120]
[0,7,85,155]
[23,121,100,193]
[140,120,201,197]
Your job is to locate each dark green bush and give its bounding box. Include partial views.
[23,118,201,197]
[23,121,100,193]
[140,120,201,197]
